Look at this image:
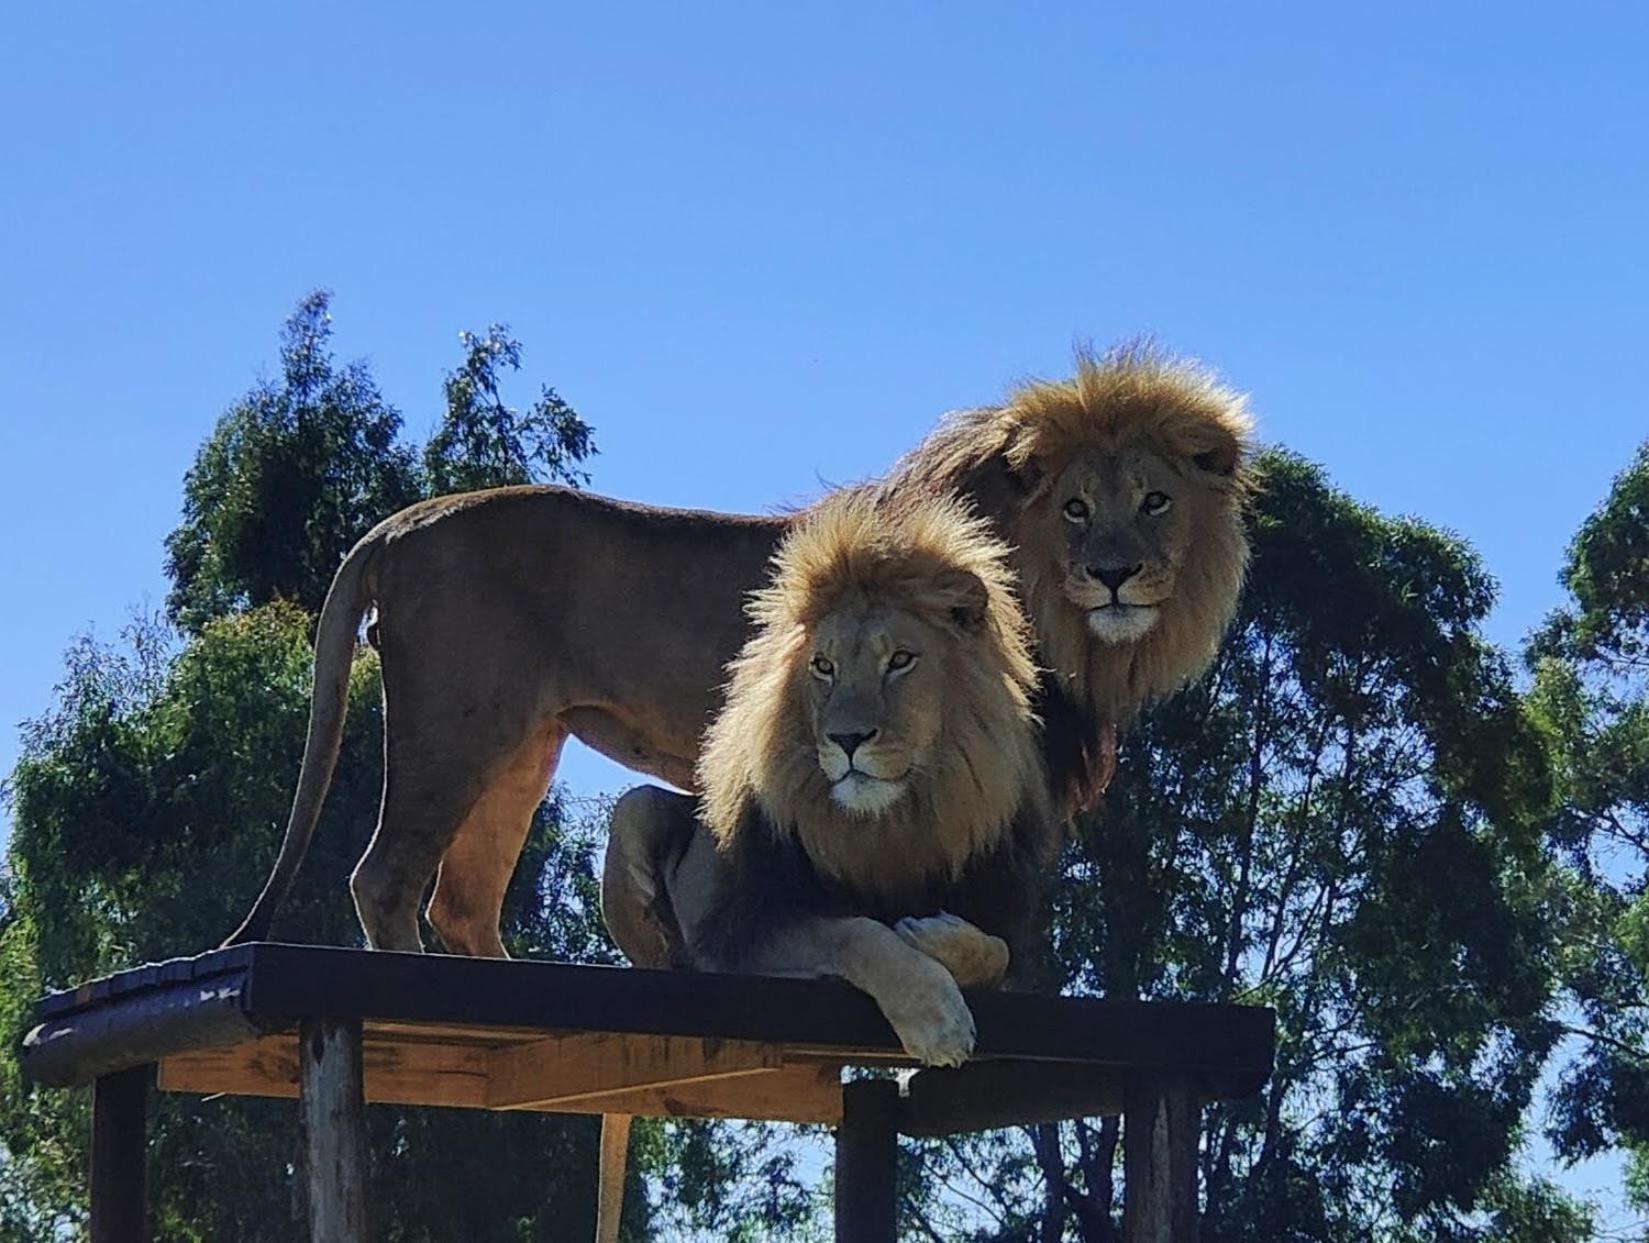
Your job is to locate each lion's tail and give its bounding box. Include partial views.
[223,530,382,947]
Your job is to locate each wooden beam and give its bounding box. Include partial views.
[28,946,1276,1107]
[1122,1075,1200,1243]
[298,1018,369,1243]
[835,1079,899,1243]
[159,1033,490,1108]
[485,1032,780,1110]
[558,1064,843,1125]
[91,1064,149,1243]
[159,1033,844,1124]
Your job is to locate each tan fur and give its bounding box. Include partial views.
[604,488,1053,1084]
[697,488,1051,899]
[228,346,1252,958]
[884,342,1254,726]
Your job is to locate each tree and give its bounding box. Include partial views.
[1527,441,1649,1217]
[165,291,421,631]
[2,295,614,1240]
[164,295,596,634]
[3,289,1619,1238]
[423,325,596,495]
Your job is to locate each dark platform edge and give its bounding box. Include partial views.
[25,943,1275,1101]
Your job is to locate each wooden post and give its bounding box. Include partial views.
[1122,1075,1200,1243]
[91,1064,149,1243]
[835,1078,899,1243]
[299,1018,368,1243]
[596,1113,632,1243]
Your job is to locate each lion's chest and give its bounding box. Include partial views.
[795,820,991,921]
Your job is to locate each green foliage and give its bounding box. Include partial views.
[1526,440,1649,1211]
[164,294,596,635]
[644,1120,818,1240]
[165,292,420,631]
[423,326,596,496]
[1531,441,1649,676]
[0,605,631,1239]
[900,451,1590,1241]
[2,294,614,1239]
[3,291,1635,1237]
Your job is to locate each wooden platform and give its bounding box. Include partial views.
[22,943,1276,1241]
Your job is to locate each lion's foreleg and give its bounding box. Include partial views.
[747,916,978,1068]
[894,912,1010,988]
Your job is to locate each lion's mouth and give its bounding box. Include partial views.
[1086,602,1161,645]
[830,771,909,817]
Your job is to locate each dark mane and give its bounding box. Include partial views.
[693,789,1060,990]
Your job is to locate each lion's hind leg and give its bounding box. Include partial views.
[425,721,567,958]
[894,912,1010,988]
[351,655,547,953]
[351,763,482,953]
[601,785,699,969]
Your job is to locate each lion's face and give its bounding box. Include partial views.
[1029,444,1221,647]
[699,487,1049,894]
[801,594,973,818]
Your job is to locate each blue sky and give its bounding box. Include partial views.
[2,1,1645,1220]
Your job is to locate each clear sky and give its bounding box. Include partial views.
[2,1,1645,1219]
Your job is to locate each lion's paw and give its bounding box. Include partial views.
[896,912,1010,988]
[881,959,977,1068]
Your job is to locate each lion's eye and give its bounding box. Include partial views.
[810,655,835,679]
[1063,498,1089,523]
[1141,491,1171,515]
[887,650,916,673]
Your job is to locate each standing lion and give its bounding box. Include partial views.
[226,345,1252,957]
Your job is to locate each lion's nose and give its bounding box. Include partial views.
[1089,564,1143,592]
[829,729,878,759]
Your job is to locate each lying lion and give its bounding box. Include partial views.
[226,345,1252,957]
[603,486,1057,1065]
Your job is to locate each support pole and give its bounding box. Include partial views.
[91,1064,149,1243]
[596,1113,632,1243]
[835,1078,899,1243]
[299,1017,368,1243]
[1122,1075,1200,1243]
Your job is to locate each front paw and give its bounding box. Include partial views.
[881,958,977,1068]
[895,912,1010,988]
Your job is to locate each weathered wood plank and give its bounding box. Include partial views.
[566,1064,843,1125]
[298,1018,369,1243]
[485,1032,781,1110]
[1122,1075,1200,1243]
[159,1033,490,1108]
[231,945,1275,1084]
[29,946,1275,1106]
[596,1113,632,1243]
[159,1034,844,1124]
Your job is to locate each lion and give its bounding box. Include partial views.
[226,344,1252,959]
[604,486,1059,1066]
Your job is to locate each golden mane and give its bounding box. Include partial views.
[697,488,1051,897]
[885,342,1255,724]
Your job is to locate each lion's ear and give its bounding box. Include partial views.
[1189,427,1243,478]
[932,569,990,634]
